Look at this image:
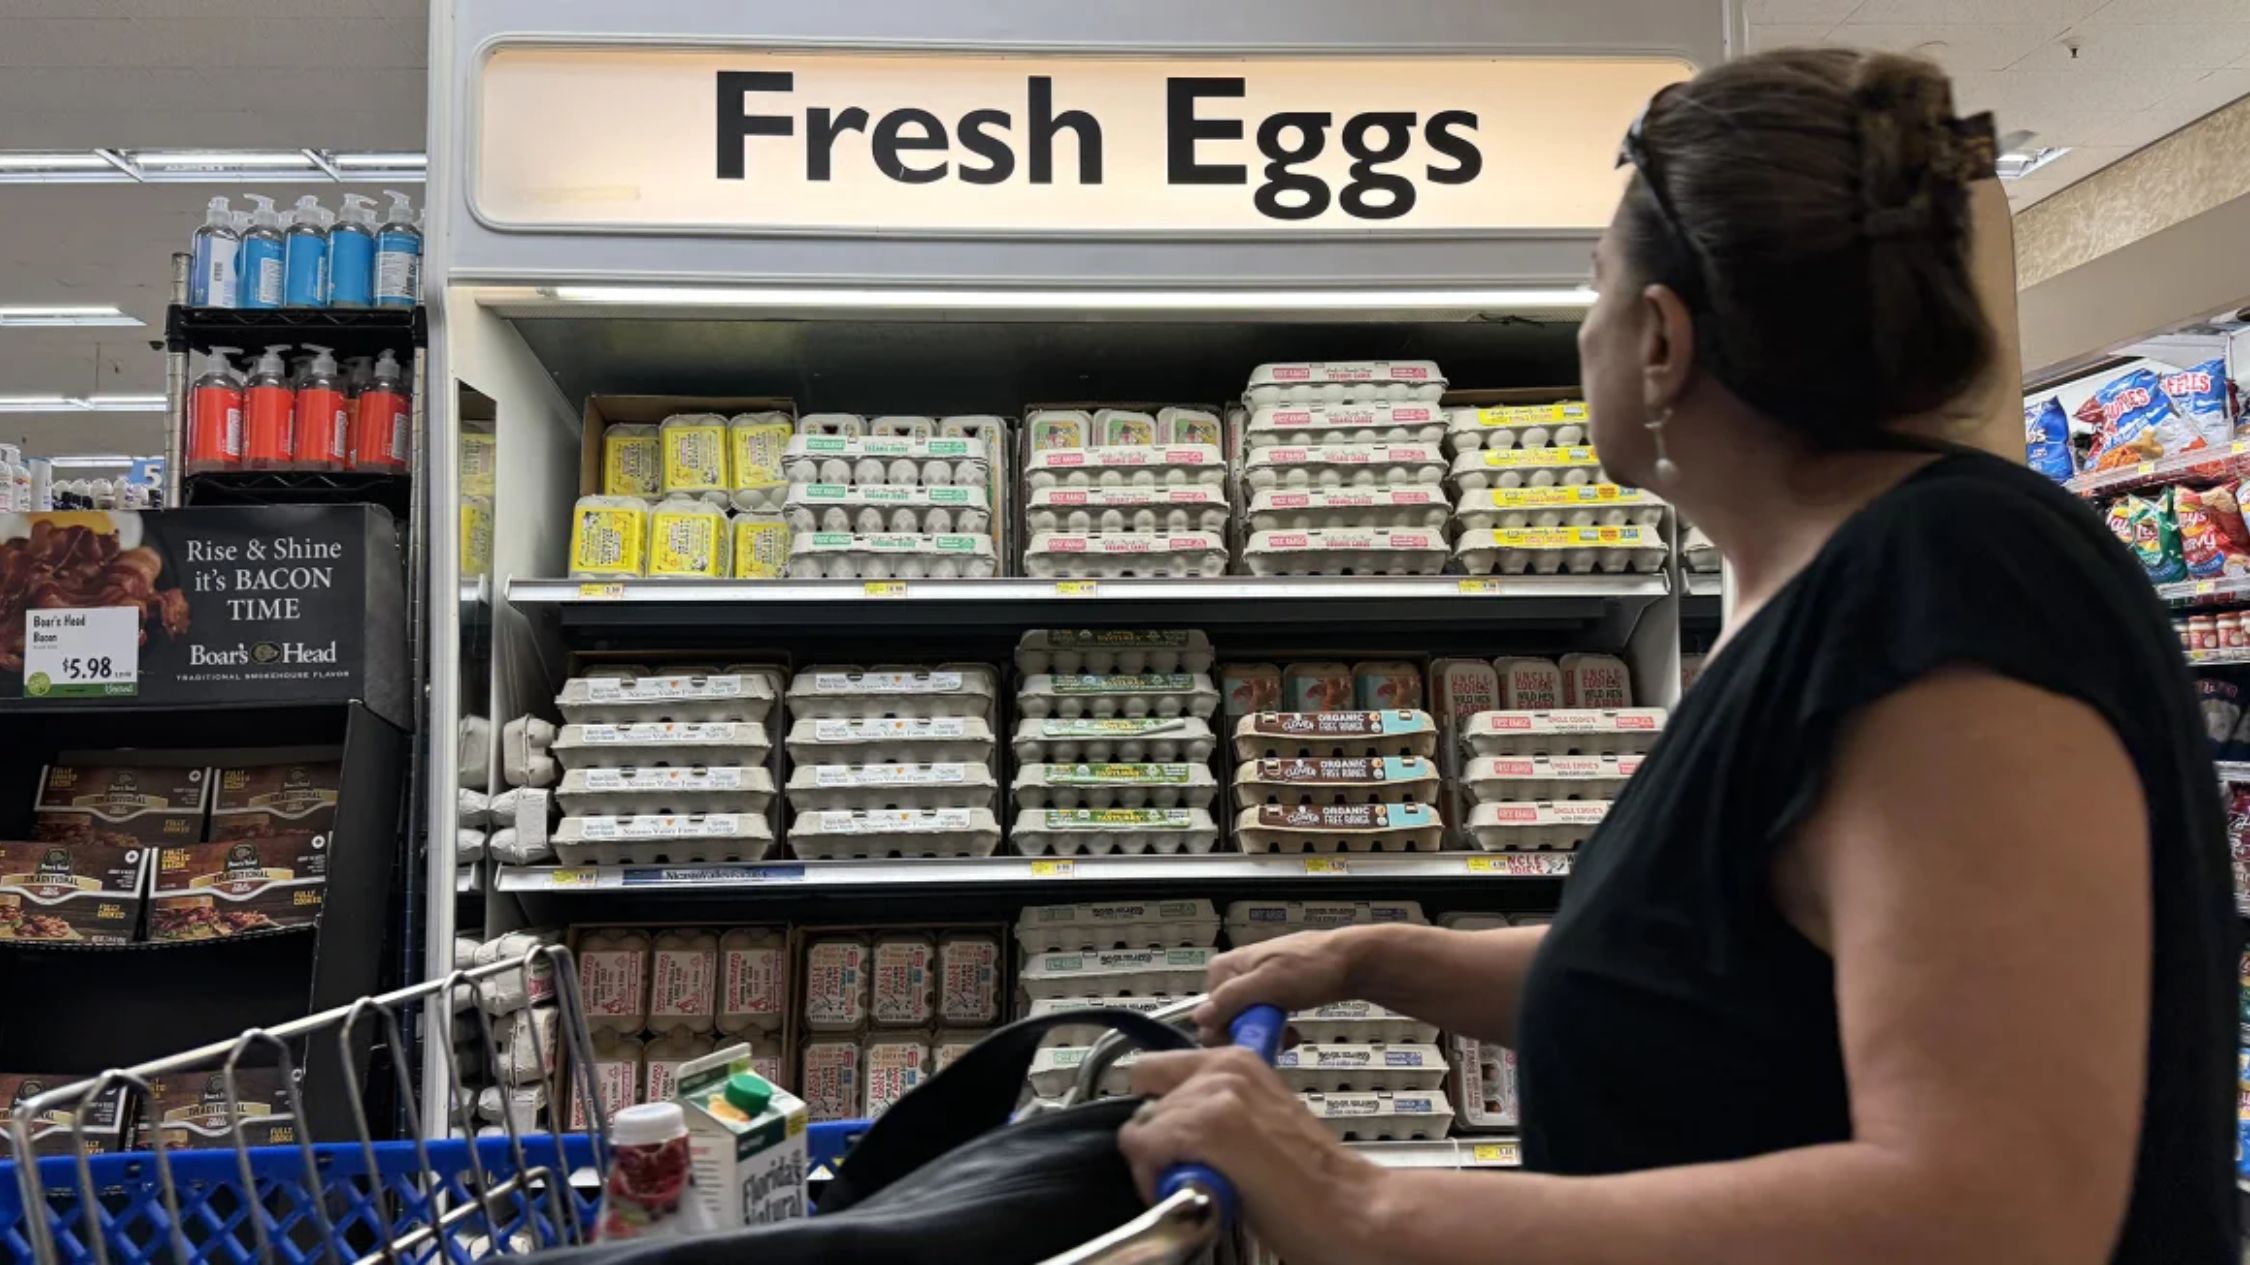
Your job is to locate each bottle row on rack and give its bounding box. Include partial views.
[186,191,422,311]
[183,343,414,474]
[563,360,1675,581]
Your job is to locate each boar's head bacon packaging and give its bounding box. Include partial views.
[2174,486,2250,580]
[2023,397,2075,483]
[2087,368,2198,470]
[2157,358,2237,449]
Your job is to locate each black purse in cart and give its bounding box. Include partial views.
[538,1004,1280,1265]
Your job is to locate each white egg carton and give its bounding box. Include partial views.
[1010,717,1219,764]
[940,414,1007,442]
[554,669,781,724]
[782,484,993,535]
[551,721,771,771]
[1011,808,1222,856]
[555,765,776,817]
[784,763,1001,812]
[1245,488,1451,533]
[788,807,1004,860]
[1453,484,1666,532]
[1464,753,1642,801]
[1242,528,1447,576]
[1460,709,1667,757]
[1023,444,1227,490]
[1240,443,1447,491]
[1018,946,1218,1000]
[1013,763,1220,810]
[1456,525,1667,576]
[1022,532,1228,579]
[1027,1046,1132,1099]
[786,666,1000,720]
[1023,996,1188,1048]
[1444,400,1591,453]
[1232,756,1441,807]
[1017,673,1220,721]
[551,812,775,865]
[1684,524,1719,572]
[1224,900,1428,945]
[1016,630,1215,676]
[1243,361,1447,406]
[1465,800,1611,851]
[797,413,866,437]
[1025,487,1230,535]
[781,434,989,487]
[784,716,998,765]
[1233,710,1439,761]
[1291,1001,1439,1045]
[1273,1043,1448,1093]
[1244,402,1449,447]
[1300,1090,1455,1142]
[1448,446,1606,492]
[867,414,937,440]
[1015,899,1221,953]
[1235,803,1444,854]
[784,532,999,579]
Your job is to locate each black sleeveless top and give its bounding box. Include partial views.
[1514,450,2238,1262]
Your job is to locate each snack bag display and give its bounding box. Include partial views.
[2023,397,2075,483]
[2113,491,2187,584]
[2158,358,2236,449]
[2087,368,2199,470]
[2174,485,2250,579]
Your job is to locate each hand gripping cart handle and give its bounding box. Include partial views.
[1039,998,1288,1265]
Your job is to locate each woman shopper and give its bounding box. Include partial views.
[1120,47,2237,1265]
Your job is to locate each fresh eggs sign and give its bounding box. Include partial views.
[475,47,1691,234]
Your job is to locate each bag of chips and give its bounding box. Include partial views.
[2024,397,2075,483]
[2173,485,2250,579]
[2088,368,2200,470]
[2114,490,2188,583]
[2158,357,2237,449]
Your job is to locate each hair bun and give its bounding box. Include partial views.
[1851,53,1972,240]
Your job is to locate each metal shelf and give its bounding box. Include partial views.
[1355,1139,1520,1169]
[2189,648,2250,667]
[2157,575,2250,608]
[166,304,425,359]
[1684,571,1721,597]
[2066,441,2250,499]
[2217,762,2250,784]
[494,851,1572,893]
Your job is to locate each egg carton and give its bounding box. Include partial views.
[1235,803,1443,854]
[1015,899,1221,953]
[1240,443,1447,492]
[782,484,993,535]
[1459,709,1667,757]
[1464,753,1642,802]
[1243,402,1449,447]
[1444,400,1591,453]
[1022,532,1228,579]
[1010,716,1219,764]
[1300,1090,1456,1142]
[1684,524,1719,572]
[784,532,999,580]
[784,763,1000,812]
[781,434,989,487]
[788,807,1004,860]
[867,414,937,440]
[1013,763,1220,810]
[555,765,776,817]
[1242,528,1447,576]
[1023,444,1227,490]
[1453,484,1666,532]
[1224,900,1428,945]
[1245,488,1451,533]
[1025,487,1230,535]
[784,715,998,765]
[1027,1046,1132,1099]
[1016,630,1215,676]
[1290,1001,1440,1045]
[1465,800,1611,851]
[551,812,775,865]
[1243,361,1447,406]
[1017,673,1220,721]
[1233,710,1439,761]
[797,413,867,437]
[551,721,772,771]
[786,666,1000,720]
[940,414,1007,442]
[1023,996,1188,1047]
[554,669,781,724]
[1232,757,1441,807]
[1273,1043,1449,1093]
[1018,946,1218,1000]
[1010,808,1222,856]
[1456,526,1667,576]
[1448,446,1605,492]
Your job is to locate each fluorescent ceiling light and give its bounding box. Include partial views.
[544,285,1600,312]
[0,152,114,171]
[47,454,151,469]
[0,148,426,184]
[332,151,427,171]
[84,395,166,410]
[1995,130,2071,181]
[0,394,166,413]
[0,305,144,328]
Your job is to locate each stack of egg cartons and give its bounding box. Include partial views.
[567,924,792,1125]
[1239,361,1451,576]
[1447,401,1667,576]
[1226,901,1450,1140]
[1434,912,1521,1135]
[780,414,999,579]
[1020,406,1230,578]
[1230,707,1444,854]
[1015,901,1220,1105]
[1010,631,1223,857]
[1459,654,1665,857]
[783,665,1003,860]
[570,411,797,582]
[549,665,783,865]
[798,926,1004,1123]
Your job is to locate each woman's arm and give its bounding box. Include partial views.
[1127,670,2151,1265]
[1193,921,1546,1046]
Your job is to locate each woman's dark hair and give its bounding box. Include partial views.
[1620,48,1998,447]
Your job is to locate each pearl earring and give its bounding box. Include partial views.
[1646,407,1680,484]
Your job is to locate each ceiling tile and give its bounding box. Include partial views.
[2085,0,2250,21]
[1746,23,1837,51]
[2140,65,2250,128]
[1843,0,2108,24]
[1747,0,1860,20]
[1834,22,2069,70]
[2008,19,2250,70]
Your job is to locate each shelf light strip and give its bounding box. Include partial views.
[545,284,1599,312]
[0,305,144,328]
[0,395,167,414]
[0,149,425,184]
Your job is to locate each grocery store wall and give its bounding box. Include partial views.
[2015,96,2250,289]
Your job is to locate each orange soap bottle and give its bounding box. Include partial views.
[241,344,295,470]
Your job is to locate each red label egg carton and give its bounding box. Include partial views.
[1242,528,1448,576]
[1244,401,1449,447]
[1023,444,1226,490]
[1244,360,1447,406]
[1022,531,1228,579]
[1465,799,1611,851]
[1246,487,1452,533]
[1460,709,1667,757]
[1025,486,1229,535]
[1463,753,1642,802]
[1241,442,1448,491]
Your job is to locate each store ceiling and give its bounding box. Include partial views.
[0,0,2246,456]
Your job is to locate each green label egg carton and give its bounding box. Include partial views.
[1223,899,1428,946]
[1009,808,1221,857]
[1010,716,1218,765]
[782,483,992,536]
[1014,898,1221,953]
[783,531,998,580]
[1016,672,1220,721]
[1012,762,1219,811]
[781,433,989,487]
[1015,629,1215,676]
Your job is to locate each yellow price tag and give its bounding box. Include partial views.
[1030,859,1076,878]
[1471,1142,1520,1165]
[576,582,626,600]
[2234,440,2248,455]
[1054,580,1100,598]
[862,581,907,598]
[1465,856,1503,873]
[1456,578,1503,595]
[2136,460,2157,475]
[1303,856,1349,875]
[2197,579,2219,595]
[547,868,599,887]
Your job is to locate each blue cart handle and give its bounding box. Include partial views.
[1153,1003,1287,1227]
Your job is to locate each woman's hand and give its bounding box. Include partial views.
[1193,928,1362,1045]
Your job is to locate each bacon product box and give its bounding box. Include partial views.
[33,763,210,847]
[133,1067,296,1149]
[208,761,342,842]
[149,833,326,940]
[0,840,149,943]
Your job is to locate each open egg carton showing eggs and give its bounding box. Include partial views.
[778,414,1007,578]
[1018,404,1232,578]
[782,663,1005,859]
